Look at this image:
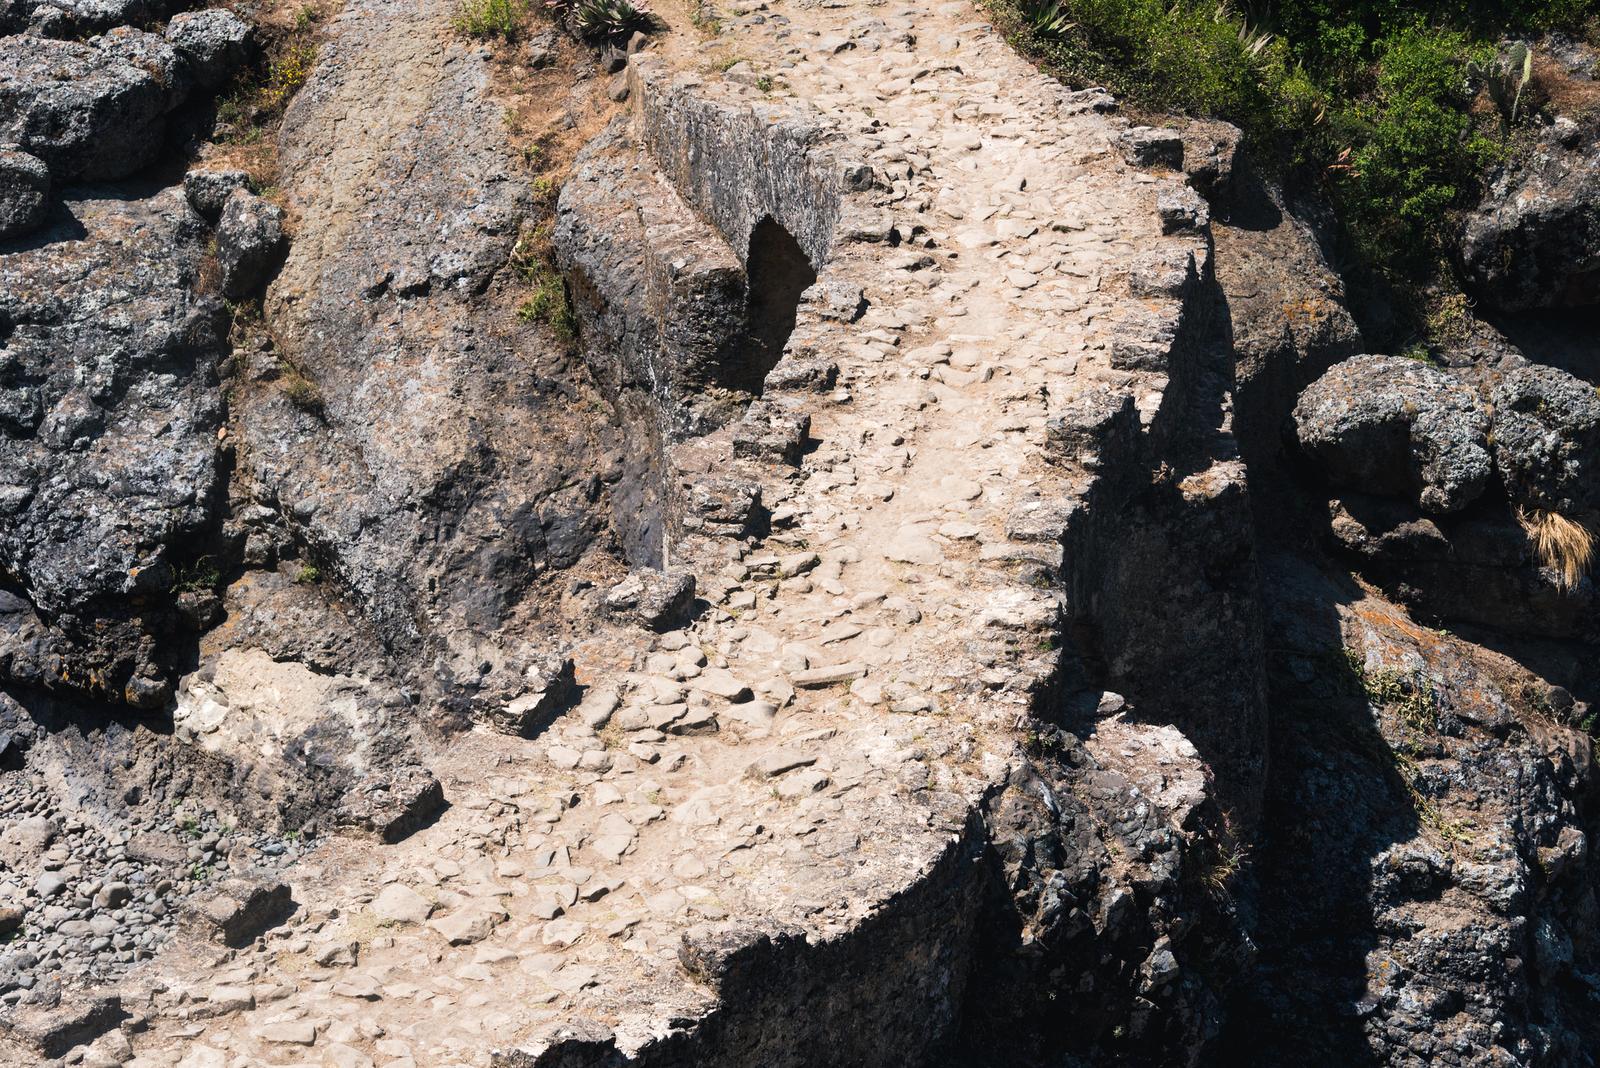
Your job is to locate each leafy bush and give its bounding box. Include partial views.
[1324,26,1502,266]
[453,0,528,40]
[985,0,1598,298]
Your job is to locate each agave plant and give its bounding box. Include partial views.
[572,0,654,44]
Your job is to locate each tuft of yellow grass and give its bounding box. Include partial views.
[1517,508,1596,590]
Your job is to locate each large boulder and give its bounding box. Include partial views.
[0,147,48,240]
[0,30,189,183]
[1293,355,1492,514]
[0,188,226,705]
[1488,361,1600,515]
[215,188,286,298]
[165,9,255,90]
[21,0,169,36]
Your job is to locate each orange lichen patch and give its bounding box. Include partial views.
[1281,296,1331,324]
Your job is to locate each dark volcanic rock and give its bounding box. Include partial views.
[0,30,188,182]
[165,8,255,90]
[0,146,48,241]
[0,188,226,704]
[183,167,251,219]
[1460,114,1600,312]
[1207,170,1362,470]
[1487,361,1600,515]
[216,188,286,298]
[22,0,168,36]
[1327,494,1596,638]
[1293,355,1492,514]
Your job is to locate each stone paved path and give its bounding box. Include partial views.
[111,2,1204,1065]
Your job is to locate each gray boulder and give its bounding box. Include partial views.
[165,8,254,90]
[1293,355,1492,514]
[23,0,165,36]
[183,167,251,220]
[0,146,48,240]
[215,188,286,298]
[0,30,188,182]
[1488,362,1600,515]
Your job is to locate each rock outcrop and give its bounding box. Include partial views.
[0,31,190,183]
[1460,41,1600,312]
[0,147,48,240]
[0,188,226,708]
[3,0,1598,1066]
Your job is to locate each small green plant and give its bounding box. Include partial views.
[689,0,721,35]
[1023,728,1065,757]
[755,74,775,93]
[531,174,559,203]
[453,0,529,39]
[572,0,654,44]
[1473,41,1535,129]
[511,231,578,343]
[173,557,222,594]
[178,815,203,839]
[280,368,324,414]
[295,564,321,584]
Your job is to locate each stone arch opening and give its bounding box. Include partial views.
[741,216,816,394]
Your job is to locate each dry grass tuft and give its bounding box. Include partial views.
[1517,508,1596,590]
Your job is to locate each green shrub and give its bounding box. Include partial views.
[453,0,528,40]
[1324,25,1502,268]
[984,0,1597,314]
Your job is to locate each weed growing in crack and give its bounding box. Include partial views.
[511,229,577,344]
[172,557,222,594]
[280,368,325,414]
[453,0,529,39]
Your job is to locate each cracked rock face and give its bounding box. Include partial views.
[0,31,189,183]
[1460,93,1600,313]
[0,188,225,705]
[1293,354,1492,515]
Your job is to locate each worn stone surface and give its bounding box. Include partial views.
[3,2,1597,1067]
[226,0,631,735]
